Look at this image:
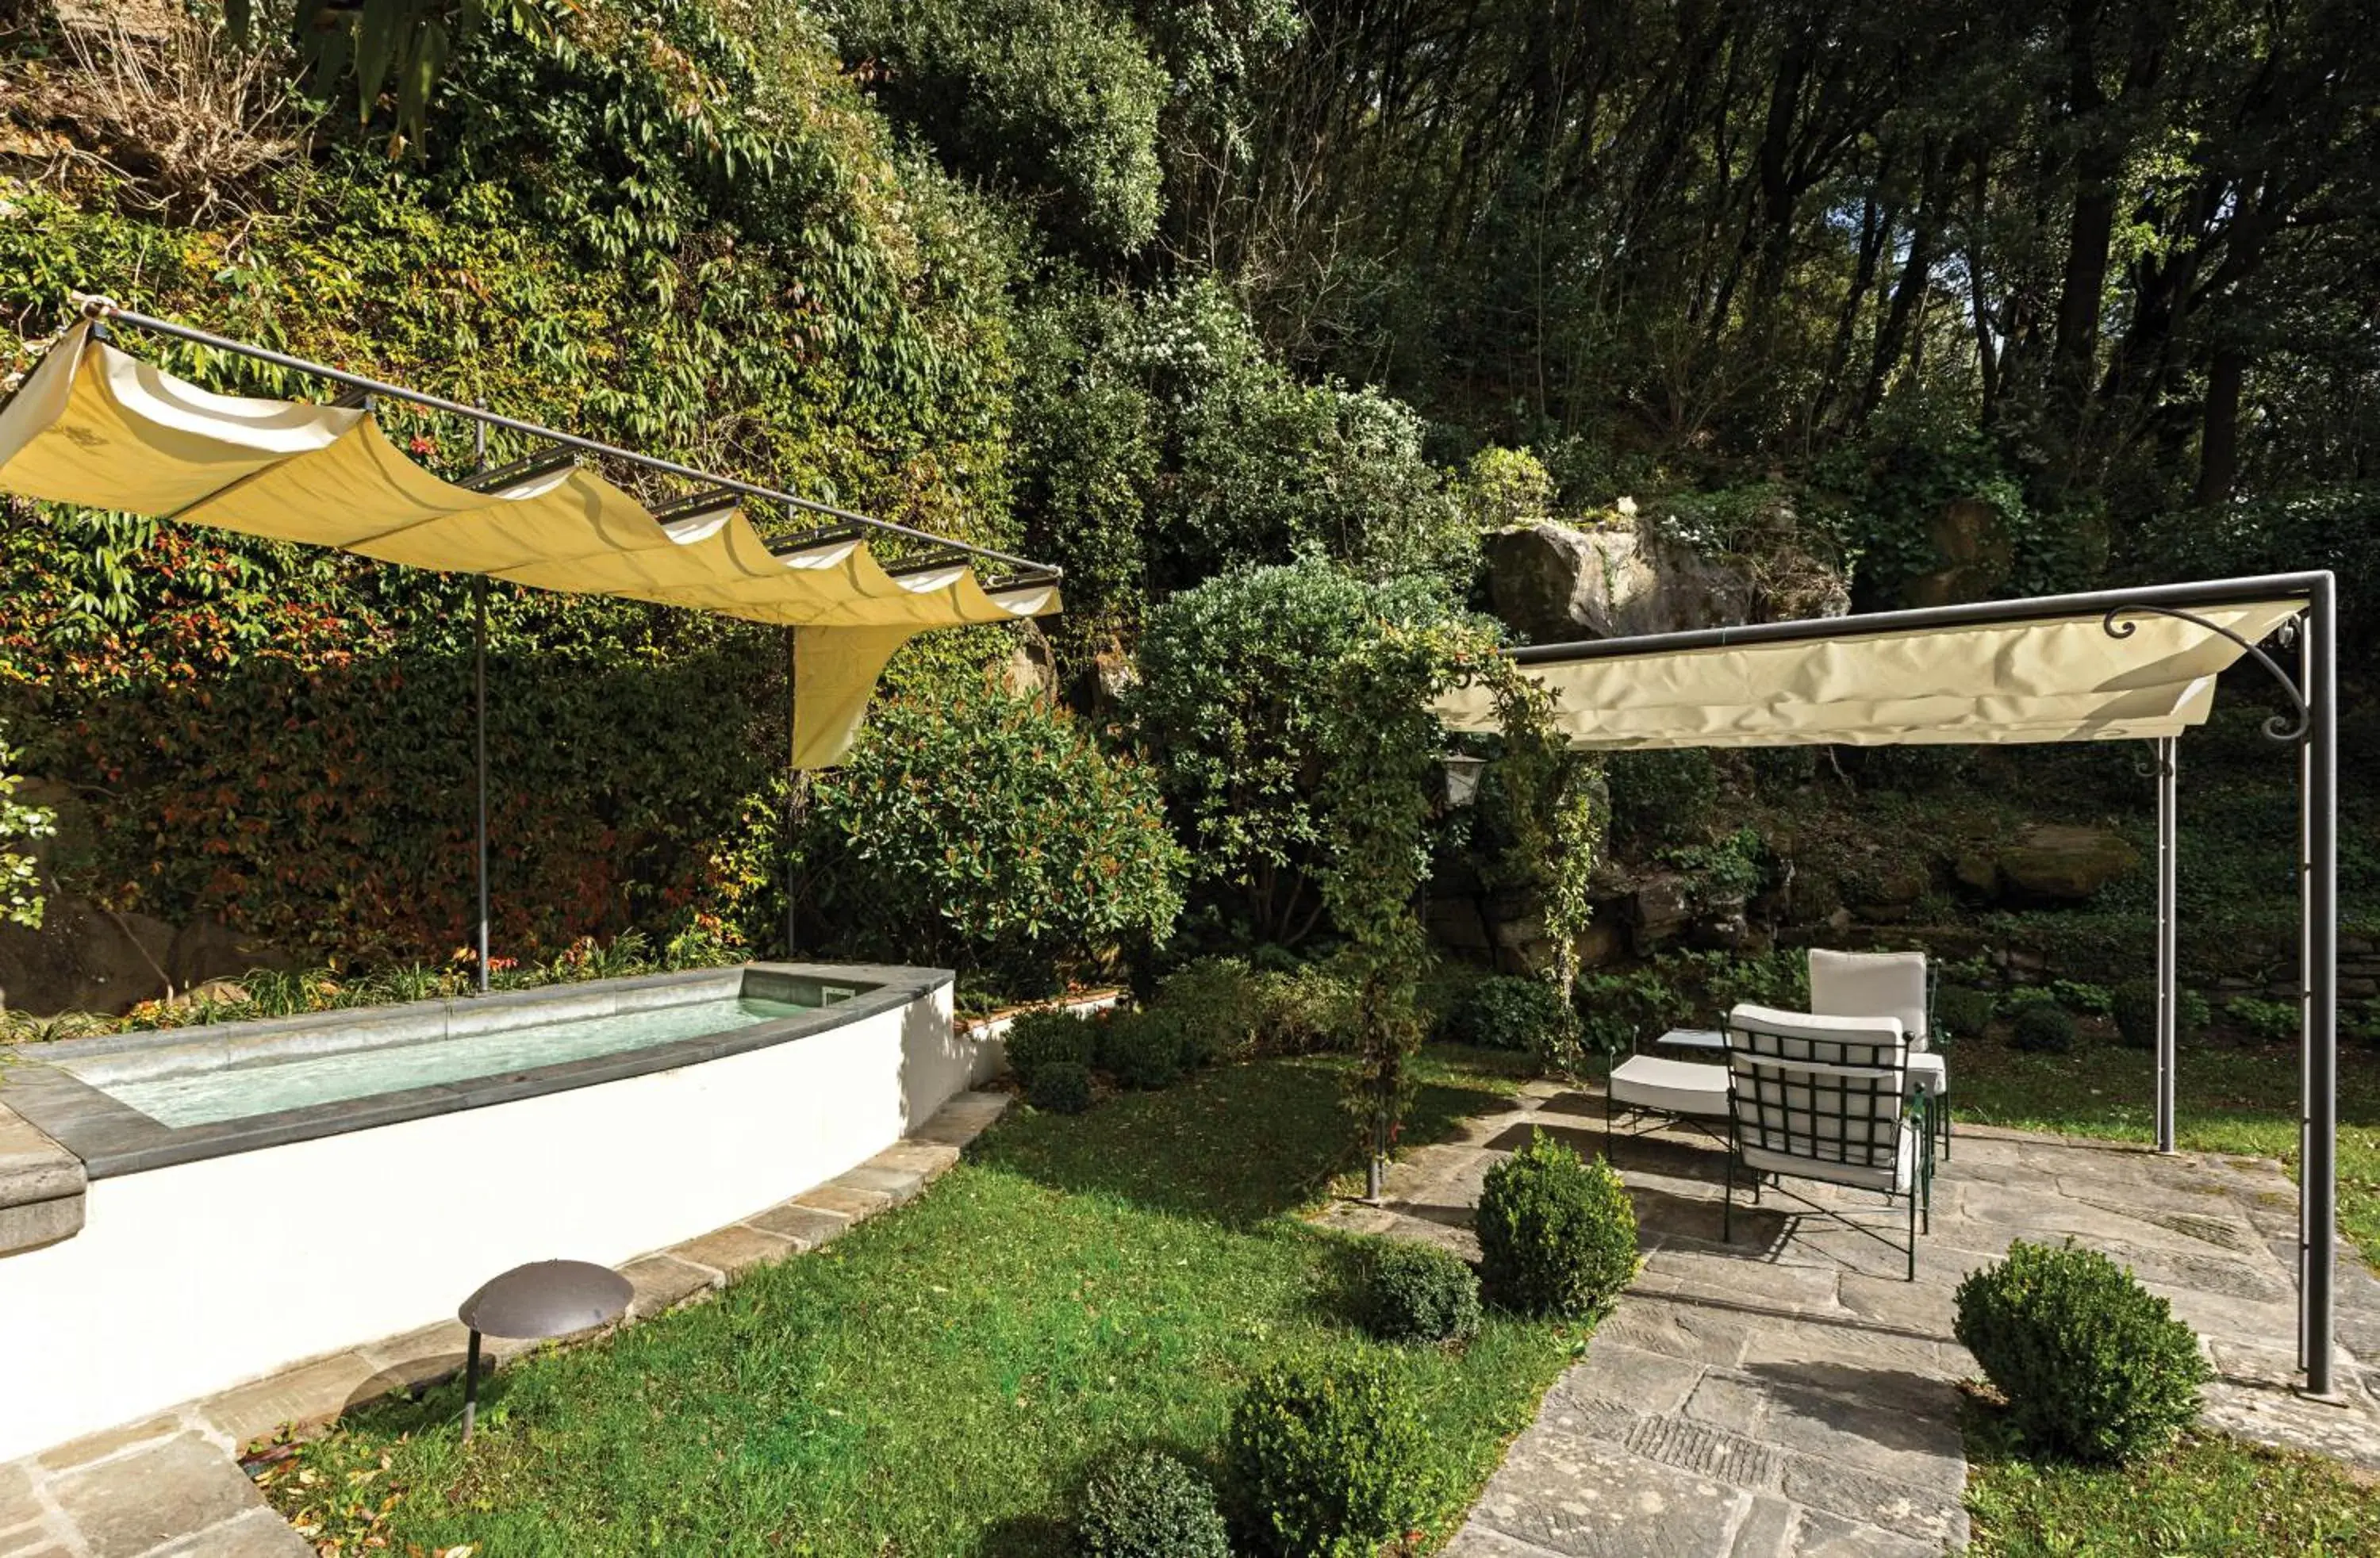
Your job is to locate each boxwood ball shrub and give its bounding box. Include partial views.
[1031,1061,1094,1115]
[1226,1356,1430,1557]
[1440,975,1578,1055]
[1358,1238,1482,1345]
[1954,1238,2209,1463]
[2010,1000,2077,1053]
[1476,1130,1637,1318]
[1076,1448,1231,1558]
[1007,1009,1098,1088]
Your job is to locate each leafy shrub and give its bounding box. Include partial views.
[1031,1061,1094,1115]
[1225,1357,1430,1557]
[1357,1239,1482,1345]
[1102,1009,1186,1090]
[1475,1130,1637,1318]
[799,685,1188,991]
[1076,1448,1231,1558]
[2228,996,2298,1042]
[2111,978,2157,1050]
[1605,749,1718,848]
[2049,979,2115,1015]
[2010,1001,2076,1053]
[1006,1009,1099,1088]
[1439,975,1576,1055]
[1954,1239,2209,1463]
[1248,961,1360,1054]
[1151,957,1260,1064]
[1934,984,1998,1042]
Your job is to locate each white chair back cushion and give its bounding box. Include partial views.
[1723,1002,1910,1192]
[1808,949,1929,1046]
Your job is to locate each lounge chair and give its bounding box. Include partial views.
[1720,1003,1933,1280]
[1807,948,1950,1159]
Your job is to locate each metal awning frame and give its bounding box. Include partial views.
[1497,570,2344,1399]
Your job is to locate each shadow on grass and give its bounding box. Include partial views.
[972,1054,1514,1231]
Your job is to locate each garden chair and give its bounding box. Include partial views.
[1719,1003,1933,1280]
[1807,948,1950,1159]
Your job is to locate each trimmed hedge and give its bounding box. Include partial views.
[1008,1009,1098,1088]
[1475,1130,1637,1318]
[1954,1239,2209,1463]
[2010,1001,2077,1053]
[1357,1238,1482,1345]
[1440,975,1577,1055]
[1225,1357,1430,1556]
[1076,1448,1231,1558]
[1031,1061,1095,1115]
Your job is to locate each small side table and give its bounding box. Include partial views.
[1653,1027,1726,1054]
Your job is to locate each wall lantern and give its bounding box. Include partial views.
[1438,753,1488,809]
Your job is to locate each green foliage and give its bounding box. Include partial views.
[1357,1239,1483,1346]
[1438,976,1579,1060]
[1129,560,1457,943]
[1474,1130,1637,1319]
[1076,1448,1231,1558]
[1245,961,1358,1054]
[2228,996,2299,1042]
[1572,948,1810,1055]
[2111,978,2157,1050]
[1224,1357,1431,1557]
[1954,1239,2209,1464]
[1143,954,1357,1061]
[2010,1002,2078,1054]
[795,684,1187,990]
[1662,827,1768,911]
[1451,447,1554,531]
[2050,980,2115,1016]
[1935,984,1998,1042]
[1605,750,1718,850]
[0,731,51,930]
[1100,1009,1187,1090]
[831,0,1166,253]
[1030,1060,1095,1115]
[1004,1008,1099,1088]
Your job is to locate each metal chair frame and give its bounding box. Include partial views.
[1719,1011,1935,1280]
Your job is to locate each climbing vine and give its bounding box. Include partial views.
[1315,619,1601,1184]
[0,727,51,929]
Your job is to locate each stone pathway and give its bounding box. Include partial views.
[0,1089,1010,1558]
[1314,1079,2380,1556]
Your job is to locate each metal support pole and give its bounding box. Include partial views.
[474,577,490,995]
[461,1328,482,1442]
[785,627,798,961]
[800,627,809,956]
[2155,736,2178,1153]
[2305,575,2340,1398]
[471,416,492,996]
[2300,622,2314,1374]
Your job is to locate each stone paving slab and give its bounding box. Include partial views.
[1358,1085,2380,1557]
[0,1088,1012,1557]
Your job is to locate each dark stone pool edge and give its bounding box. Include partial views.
[0,961,953,1180]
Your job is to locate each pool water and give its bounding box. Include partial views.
[76,995,821,1128]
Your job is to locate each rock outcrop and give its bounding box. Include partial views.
[1994,823,2140,900]
[1484,521,1759,643]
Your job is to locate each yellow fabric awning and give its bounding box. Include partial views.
[1433,599,2305,749]
[0,323,1061,766]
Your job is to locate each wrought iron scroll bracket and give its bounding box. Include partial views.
[2102,604,2310,744]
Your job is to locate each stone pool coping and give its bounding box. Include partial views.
[0,961,950,1179]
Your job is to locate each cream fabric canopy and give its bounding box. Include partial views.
[1433,599,2305,749]
[0,322,1061,766]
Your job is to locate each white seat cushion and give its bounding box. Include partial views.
[1906,1050,1948,1099]
[1809,949,1929,1048]
[1610,1055,1730,1118]
[1741,1129,1917,1195]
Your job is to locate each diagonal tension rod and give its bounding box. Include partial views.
[2102,603,2309,744]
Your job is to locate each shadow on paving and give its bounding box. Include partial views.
[973,1058,1513,1230]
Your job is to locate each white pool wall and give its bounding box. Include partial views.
[0,975,981,1460]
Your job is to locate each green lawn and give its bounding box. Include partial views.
[1952,1033,2380,1553]
[1950,1031,2380,1268]
[1964,1405,2380,1555]
[259,1049,1577,1555]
